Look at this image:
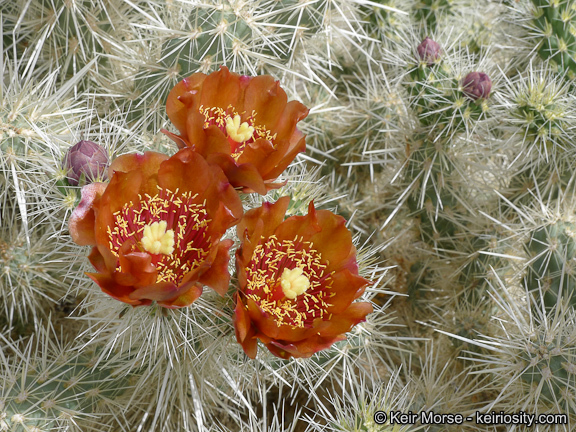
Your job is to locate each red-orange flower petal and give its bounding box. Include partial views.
[158,282,203,309]
[161,129,189,150]
[166,73,207,137]
[164,66,309,194]
[69,182,107,246]
[198,239,234,296]
[243,77,287,131]
[267,334,347,360]
[236,196,290,243]
[325,269,370,314]
[207,154,267,195]
[273,200,321,242]
[235,137,275,168]
[70,148,243,308]
[200,65,243,109]
[315,302,374,338]
[88,246,107,273]
[234,293,258,359]
[116,247,158,287]
[108,151,168,178]
[233,197,373,359]
[263,134,306,181]
[87,271,150,307]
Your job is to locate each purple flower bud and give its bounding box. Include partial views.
[417,37,442,66]
[63,140,109,186]
[461,72,492,100]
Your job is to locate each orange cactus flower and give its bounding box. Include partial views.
[68,148,243,308]
[162,66,309,195]
[234,196,373,359]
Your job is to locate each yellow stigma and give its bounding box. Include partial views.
[141,220,175,255]
[225,114,254,142]
[280,267,310,300]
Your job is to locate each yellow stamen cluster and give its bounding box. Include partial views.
[141,220,174,255]
[280,267,310,299]
[225,114,255,142]
[245,235,333,328]
[198,105,278,159]
[199,105,249,130]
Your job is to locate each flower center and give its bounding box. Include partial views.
[141,221,175,255]
[199,105,276,160]
[280,267,310,299]
[225,115,254,143]
[245,235,333,328]
[107,187,212,285]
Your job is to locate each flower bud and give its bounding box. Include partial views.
[417,37,442,66]
[63,140,109,186]
[461,72,492,100]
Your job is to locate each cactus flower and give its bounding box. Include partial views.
[162,66,309,195]
[233,196,373,359]
[62,140,109,186]
[68,148,243,308]
[461,72,492,100]
[417,37,442,66]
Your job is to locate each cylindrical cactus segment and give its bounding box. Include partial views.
[406,57,491,133]
[414,0,455,32]
[525,221,576,310]
[131,0,325,104]
[530,0,576,79]
[0,349,132,431]
[520,332,576,414]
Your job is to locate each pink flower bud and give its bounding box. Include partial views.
[417,37,442,66]
[461,72,492,100]
[63,140,109,186]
